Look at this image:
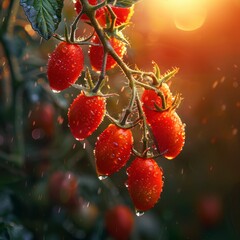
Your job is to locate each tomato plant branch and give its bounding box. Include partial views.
[92,51,108,93]
[70,10,83,42]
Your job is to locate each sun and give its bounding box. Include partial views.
[168,0,208,31]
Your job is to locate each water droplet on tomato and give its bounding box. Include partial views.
[98,175,108,181]
[52,89,60,93]
[135,209,144,217]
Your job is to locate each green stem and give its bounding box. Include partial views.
[92,51,108,93]
[136,92,149,156]
[70,10,83,42]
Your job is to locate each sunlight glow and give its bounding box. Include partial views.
[168,0,208,31]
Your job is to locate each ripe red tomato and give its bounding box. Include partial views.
[68,92,106,140]
[105,205,134,240]
[74,0,104,20]
[48,171,79,208]
[89,34,126,71]
[98,5,134,27]
[126,158,164,212]
[150,110,185,159]
[95,124,133,177]
[28,102,55,140]
[197,194,223,227]
[141,83,173,124]
[47,42,84,92]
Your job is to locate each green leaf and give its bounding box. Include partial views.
[20,0,64,40]
[107,0,139,8]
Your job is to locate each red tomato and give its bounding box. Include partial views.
[68,92,106,140]
[126,158,164,212]
[48,171,79,208]
[89,33,126,71]
[141,83,173,124]
[47,42,84,91]
[95,124,133,177]
[150,110,185,159]
[29,102,55,140]
[105,205,134,240]
[74,0,104,20]
[98,5,134,27]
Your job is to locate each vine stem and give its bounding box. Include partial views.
[79,0,176,155]
[80,0,138,124]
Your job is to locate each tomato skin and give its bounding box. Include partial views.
[89,34,126,71]
[141,83,173,124]
[126,158,164,212]
[95,124,133,177]
[68,92,106,140]
[48,171,79,208]
[150,111,185,159]
[105,205,134,240]
[98,5,134,27]
[47,42,84,91]
[74,0,104,20]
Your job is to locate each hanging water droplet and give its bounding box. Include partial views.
[52,89,60,93]
[135,209,144,217]
[98,175,108,181]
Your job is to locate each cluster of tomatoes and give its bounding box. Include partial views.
[47,0,185,215]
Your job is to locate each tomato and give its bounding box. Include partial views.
[141,83,173,124]
[126,158,164,212]
[47,42,84,92]
[105,205,134,240]
[68,92,106,140]
[150,110,185,159]
[89,33,126,71]
[74,0,104,20]
[98,5,134,27]
[28,102,55,140]
[95,124,133,177]
[197,193,223,227]
[48,171,79,208]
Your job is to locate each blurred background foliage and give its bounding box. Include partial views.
[0,0,240,239]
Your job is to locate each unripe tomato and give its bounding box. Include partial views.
[126,158,164,212]
[47,42,84,92]
[105,205,134,240]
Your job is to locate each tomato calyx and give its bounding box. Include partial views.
[152,92,183,112]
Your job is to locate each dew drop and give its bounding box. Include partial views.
[75,137,84,141]
[52,89,61,93]
[98,175,108,181]
[135,209,144,217]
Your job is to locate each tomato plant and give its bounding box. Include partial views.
[19,0,186,214]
